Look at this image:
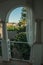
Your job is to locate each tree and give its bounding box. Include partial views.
[18,7,27,26]
[21,7,27,20]
[17,26,26,33]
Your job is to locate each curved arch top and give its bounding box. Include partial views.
[0,0,31,21]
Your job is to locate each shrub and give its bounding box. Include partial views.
[17,26,26,33]
[14,32,27,42]
[11,43,31,60]
[7,26,19,31]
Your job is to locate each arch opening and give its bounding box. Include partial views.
[5,6,37,60]
[5,6,31,60]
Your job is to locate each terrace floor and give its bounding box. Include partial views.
[0,56,32,65]
[0,59,31,65]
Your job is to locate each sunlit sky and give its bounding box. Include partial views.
[8,7,23,23]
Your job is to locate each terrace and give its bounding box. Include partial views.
[0,0,43,65]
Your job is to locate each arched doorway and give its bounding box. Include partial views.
[0,6,37,61]
[6,7,31,60]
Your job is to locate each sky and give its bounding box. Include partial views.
[8,7,23,23]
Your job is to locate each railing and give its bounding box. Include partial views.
[0,40,43,65]
[0,40,32,65]
[0,40,31,61]
[10,41,31,60]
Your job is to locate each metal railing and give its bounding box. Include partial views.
[0,40,31,60]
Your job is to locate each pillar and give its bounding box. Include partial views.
[36,19,41,43]
[1,20,11,61]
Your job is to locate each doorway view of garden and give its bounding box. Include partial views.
[7,7,31,60]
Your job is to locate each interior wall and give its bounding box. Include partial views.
[30,44,42,65]
[41,22,43,63]
[0,0,32,21]
[0,0,27,21]
[0,0,43,21]
[34,0,43,19]
[41,21,43,43]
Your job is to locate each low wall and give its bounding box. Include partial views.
[30,43,42,65]
[8,31,17,40]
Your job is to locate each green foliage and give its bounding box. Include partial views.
[17,26,26,32]
[21,7,27,20]
[7,26,19,31]
[18,7,27,27]
[11,43,31,60]
[22,13,26,18]
[18,22,22,26]
[7,7,31,60]
[22,7,27,12]
[14,32,27,42]
[7,26,14,31]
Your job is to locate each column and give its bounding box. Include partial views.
[1,20,11,61]
[29,19,42,65]
[36,19,41,43]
